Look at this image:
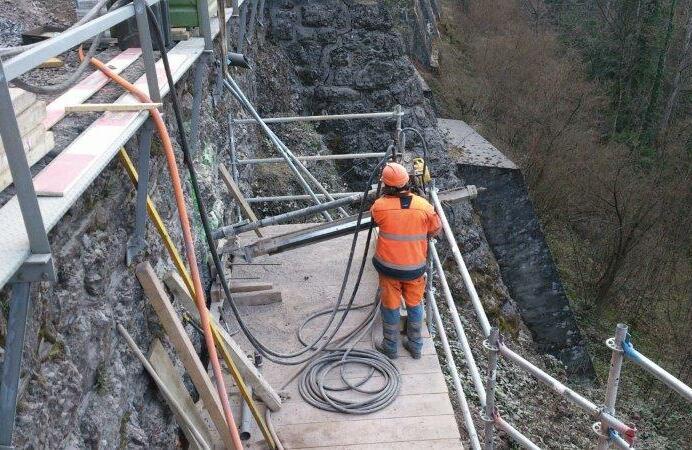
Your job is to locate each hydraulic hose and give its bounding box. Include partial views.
[11,31,104,94]
[146,1,388,364]
[0,0,112,57]
[7,0,131,94]
[79,51,244,450]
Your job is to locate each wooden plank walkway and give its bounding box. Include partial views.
[227,224,463,449]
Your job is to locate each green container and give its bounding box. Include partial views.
[168,0,217,28]
[169,0,201,27]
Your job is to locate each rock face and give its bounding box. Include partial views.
[265,0,524,331]
[461,165,594,375]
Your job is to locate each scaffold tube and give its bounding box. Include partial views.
[430,189,491,336]
[427,288,482,449]
[430,242,486,405]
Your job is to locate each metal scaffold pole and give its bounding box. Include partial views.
[431,188,491,336]
[237,152,386,164]
[622,336,692,403]
[228,115,242,219]
[427,286,482,450]
[596,323,628,449]
[213,192,366,238]
[233,110,400,124]
[430,242,486,404]
[0,283,32,447]
[483,327,500,450]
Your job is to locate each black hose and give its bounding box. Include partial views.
[9,0,132,94]
[146,7,387,365]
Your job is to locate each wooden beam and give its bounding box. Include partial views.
[16,101,46,136]
[39,57,64,69]
[219,164,263,237]
[148,339,216,450]
[164,270,282,412]
[9,88,36,115]
[231,289,282,307]
[117,324,211,450]
[210,281,273,301]
[0,129,54,192]
[135,262,235,447]
[64,102,162,113]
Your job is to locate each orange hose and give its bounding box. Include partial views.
[81,49,243,450]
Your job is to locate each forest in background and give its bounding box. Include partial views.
[424,0,691,442]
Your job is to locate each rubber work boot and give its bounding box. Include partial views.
[375,306,400,359]
[403,303,424,359]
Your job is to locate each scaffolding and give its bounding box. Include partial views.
[0,0,689,448]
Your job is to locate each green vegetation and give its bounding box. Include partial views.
[425,0,691,446]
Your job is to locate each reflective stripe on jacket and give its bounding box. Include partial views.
[370,193,441,280]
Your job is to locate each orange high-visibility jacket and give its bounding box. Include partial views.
[370,193,441,280]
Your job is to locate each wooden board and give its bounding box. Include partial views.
[65,102,162,113]
[0,129,54,192]
[9,88,36,115]
[210,281,273,302]
[163,270,282,412]
[228,281,273,293]
[43,48,142,130]
[231,289,282,306]
[148,339,216,450]
[135,262,235,446]
[39,57,64,68]
[272,393,454,427]
[0,122,46,155]
[219,164,263,237]
[16,101,46,136]
[302,439,465,450]
[32,43,197,197]
[274,415,461,448]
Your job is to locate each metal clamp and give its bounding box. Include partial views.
[606,337,624,353]
[483,338,500,353]
[591,421,609,438]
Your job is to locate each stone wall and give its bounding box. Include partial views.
[460,165,594,375]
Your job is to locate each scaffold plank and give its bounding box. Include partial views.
[43,48,142,130]
[274,415,461,448]
[33,42,201,196]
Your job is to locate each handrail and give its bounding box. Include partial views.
[3,0,161,81]
[430,187,639,448]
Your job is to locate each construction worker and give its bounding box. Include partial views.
[371,162,441,359]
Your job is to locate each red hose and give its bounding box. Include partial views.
[81,49,243,450]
